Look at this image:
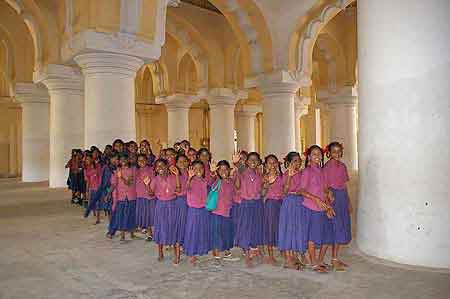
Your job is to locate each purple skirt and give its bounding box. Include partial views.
[109,200,137,231]
[263,199,282,246]
[278,195,306,252]
[234,199,264,250]
[153,199,180,246]
[230,202,240,237]
[184,207,211,256]
[136,197,156,228]
[210,213,234,251]
[174,196,188,244]
[331,188,352,244]
[303,207,334,246]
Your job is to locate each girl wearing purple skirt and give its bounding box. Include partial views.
[175,154,190,246]
[261,154,283,265]
[197,148,212,180]
[300,145,335,273]
[278,152,305,269]
[324,142,352,271]
[209,160,237,259]
[83,153,103,224]
[233,152,264,267]
[109,154,137,241]
[184,160,211,265]
[149,159,182,264]
[135,154,155,241]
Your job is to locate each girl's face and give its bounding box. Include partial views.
[137,156,147,168]
[128,143,137,154]
[120,157,129,167]
[85,156,93,166]
[114,142,123,153]
[92,150,99,160]
[193,163,205,177]
[217,165,230,179]
[166,150,177,161]
[330,146,343,160]
[246,154,260,169]
[265,156,279,172]
[187,149,197,161]
[176,156,189,170]
[155,161,168,176]
[140,143,149,155]
[110,157,119,167]
[309,148,323,165]
[289,155,302,170]
[199,151,210,164]
[76,152,83,160]
[239,153,247,165]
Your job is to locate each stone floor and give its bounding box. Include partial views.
[1,179,449,299]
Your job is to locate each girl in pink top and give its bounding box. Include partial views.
[324,142,352,270]
[175,154,190,246]
[149,158,182,264]
[184,160,211,265]
[197,148,212,180]
[299,145,335,273]
[233,151,264,267]
[261,154,284,265]
[135,154,155,241]
[83,153,103,224]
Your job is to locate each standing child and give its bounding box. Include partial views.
[323,142,352,270]
[278,152,305,269]
[150,159,182,264]
[261,154,284,265]
[233,152,264,267]
[109,154,137,241]
[135,154,156,241]
[175,154,190,246]
[83,153,103,224]
[100,152,119,222]
[197,148,212,180]
[300,145,335,273]
[65,149,78,203]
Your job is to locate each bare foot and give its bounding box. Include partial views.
[158,255,164,262]
[189,256,197,266]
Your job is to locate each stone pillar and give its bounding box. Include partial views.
[208,88,246,161]
[260,71,305,158]
[7,103,21,177]
[34,65,84,188]
[75,53,143,149]
[236,105,261,152]
[294,96,310,153]
[156,93,201,147]
[15,83,49,182]
[358,0,450,268]
[319,87,358,171]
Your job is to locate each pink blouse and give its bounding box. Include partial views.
[212,179,235,217]
[186,176,208,208]
[150,175,177,201]
[136,166,154,199]
[238,168,262,200]
[323,159,349,190]
[177,170,189,196]
[84,164,102,191]
[282,171,302,195]
[111,167,137,201]
[264,175,284,200]
[300,164,328,211]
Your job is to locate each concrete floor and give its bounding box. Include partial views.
[1,179,449,299]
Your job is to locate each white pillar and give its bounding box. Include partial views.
[260,71,304,158]
[236,105,261,152]
[319,87,358,171]
[34,65,84,188]
[15,83,49,182]
[294,96,310,152]
[358,0,450,268]
[156,93,201,147]
[74,53,144,149]
[208,88,246,161]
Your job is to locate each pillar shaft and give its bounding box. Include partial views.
[358,0,450,268]
[34,65,84,188]
[236,105,261,152]
[295,96,310,153]
[15,83,50,182]
[75,53,144,149]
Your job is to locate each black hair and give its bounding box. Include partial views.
[166,147,177,155]
[284,151,301,169]
[128,140,137,146]
[304,145,324,168]
[140,139,150,145]
[176,153,188,163]
[197,148,211,162]
[240,150,248,157]
[246,152,262,164]
[180,140,190,146]
[326,141,344,158]
[113,139,124,146]
[264,154,282,174]
[216,160,231,179]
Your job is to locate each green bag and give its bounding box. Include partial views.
[205,179,222,211]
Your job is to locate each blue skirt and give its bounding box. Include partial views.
[109,200,137,231]
[174,196,188,244]
[234,199,264,250]
[153,199,180,246]
[136,198,156,228]
[210,213,234,251]
[278,195,306,252]
[303,207,334,246]
[263,199,282,246]
[230,202,240,238]
[84,189,102,218]
[184,207,211,256]
[331,188,352,244]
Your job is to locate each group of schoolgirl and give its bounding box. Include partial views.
[68,138,352,273]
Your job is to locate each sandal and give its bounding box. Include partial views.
[312,264,328,273]
[331,259,347,272]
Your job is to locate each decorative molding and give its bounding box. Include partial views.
[208,88,247,107]
[317,86,358,106]
[15,82,49,104]
[33,64,83,95]
[120,0,142,35]
[74,52,144,77]
[155,92,203,109]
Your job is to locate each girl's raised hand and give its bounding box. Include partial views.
[169,165,179,176]
[287,164,297,177]
[232,151,241,164]
[210,160,218,172]
[116,169,122,178]
[187,166,195,178]
[143,176,151,186]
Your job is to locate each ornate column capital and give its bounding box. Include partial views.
[246,69,312,94]
[156,92,203,110]
[236,104,262,118]
[295,95,311,118]
[208,88,247,107]
[33,64,83,95]
[318,86,358,108]
[74,52,144,78]
[15,83,49,104]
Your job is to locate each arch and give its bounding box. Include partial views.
[176,53,197,93]
[288,0,355,77]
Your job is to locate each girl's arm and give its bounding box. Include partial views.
[299,189,331,211]
[232,167,241,190]
[175,174,181,193]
